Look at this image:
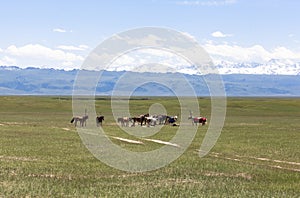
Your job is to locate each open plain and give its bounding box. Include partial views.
[0,96,299,197]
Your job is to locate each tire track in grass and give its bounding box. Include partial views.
[207,151,300,172]
[77,130,181,147]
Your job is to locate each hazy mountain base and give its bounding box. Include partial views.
[0,67,299,96]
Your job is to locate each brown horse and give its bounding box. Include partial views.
[188,110,206,126]
[189,117,207,126]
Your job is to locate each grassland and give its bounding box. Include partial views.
[0,96,299,197]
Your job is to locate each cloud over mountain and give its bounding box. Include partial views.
[1,44,84,70]
[211,31,233,38]
[56,45,89,51]
[1,40,300,75]
[203,42,300,64]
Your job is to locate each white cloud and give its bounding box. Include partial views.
[272,46,300,60]
[203,41,300,64]
[177,0,237,6]
[53,28,67,33]
[181,32,198,42]
[288,33,295,38]
[52,28,73,33]
[2,41,300,74]
[62,61,74,67]
[211,31,233,38]
[3,44,84,69]
[0,56,17,66]
[57,45,89,51]
[79,44,89,49]
[6,44,83,61]
[126,34,165,46]
[107,48,192,73]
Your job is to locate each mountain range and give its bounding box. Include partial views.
[0,66,300,96]
[214,59,300,75]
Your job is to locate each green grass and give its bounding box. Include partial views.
[0,96,299,197]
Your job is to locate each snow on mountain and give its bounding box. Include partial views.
[98,48,300,75]
[1,57,300,75]
[213,59,300,75]
[108,59,300,75]
[97,48,296,75]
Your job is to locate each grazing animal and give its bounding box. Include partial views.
[145,115,157,127]
[117,117,130,127]
[70,115,89,127]
[165,116,178,125]
[141,114,149,126]
[192,117,207,126]
[131,114,149,126]
[96,115,104,127]
[157,115,167,125]
[188,110,207,126]
[130,117,140,127]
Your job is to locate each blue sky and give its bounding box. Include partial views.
[1,0,300,69]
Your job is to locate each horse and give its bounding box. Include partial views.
[157,115,167,125]
[188,110,206,126]
[70,115,88,127]
[117,117,130,127]
[96,115,104,127]
[131,114,149,126]
[188,116,207,126]
[193,117,207,126]
[130,117,140,127]
[145,115,157,127]
[165,116,178,125]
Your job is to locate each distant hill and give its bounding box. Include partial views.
[0,66,300,96]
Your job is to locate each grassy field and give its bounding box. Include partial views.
[0,96,299,197]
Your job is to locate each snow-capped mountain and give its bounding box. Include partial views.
[214,59,300,75]
[105,55,300,75]
[88,48,300,75]
[2,58,300,76]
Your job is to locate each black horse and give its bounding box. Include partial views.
[96,115,104,127]
[131,114,149,126]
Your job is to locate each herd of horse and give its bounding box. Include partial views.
[117,114,178,127]
[70,112,207,127]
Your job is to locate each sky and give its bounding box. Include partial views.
[0,0,300,70]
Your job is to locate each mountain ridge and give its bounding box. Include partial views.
[0,66,299,96]
[214,59,300,75]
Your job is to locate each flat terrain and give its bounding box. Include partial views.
[0,96,299,197]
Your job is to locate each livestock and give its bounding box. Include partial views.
[70,115,88,127]
[96,115,105,127]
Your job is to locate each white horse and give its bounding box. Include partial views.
[145,115,157,126]
[117,117,129,127]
